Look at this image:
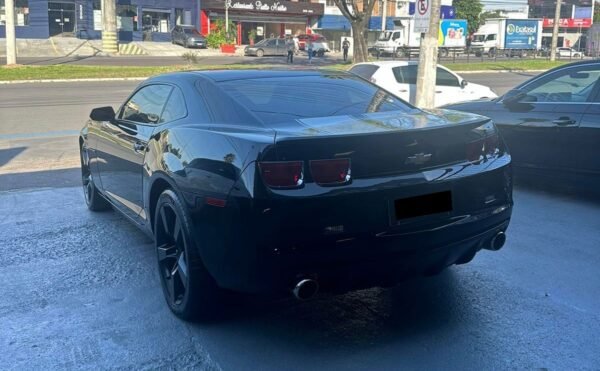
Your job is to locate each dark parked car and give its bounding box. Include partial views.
[445,60,600,186]
[80,70,513,320]
[171,25,206,48]
[244,38,286,57]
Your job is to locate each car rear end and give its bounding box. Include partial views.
[195,71,512,296]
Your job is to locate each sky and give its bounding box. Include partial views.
[479,0,529,11]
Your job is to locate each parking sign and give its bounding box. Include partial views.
[414,0,431,33]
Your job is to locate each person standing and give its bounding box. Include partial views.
[293,34,300,55]
[286,36,295,64]
[342,37,350,62]
[307,39,313,64]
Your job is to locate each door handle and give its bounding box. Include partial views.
[435,90,442,94]
[133,141,146,152]
[553,118,577,126]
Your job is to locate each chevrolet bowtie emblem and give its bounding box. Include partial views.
[405,152,432,165]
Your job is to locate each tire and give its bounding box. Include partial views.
[80,145,111,212]
[256,49,264,57]
[439,48,449,58]
[394,48,403,58]
[488,48,496,58]
[317,49,324,57]
[154,189,222,321]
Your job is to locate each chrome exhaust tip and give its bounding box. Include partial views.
[292,279,319,300]
[487,231,506,251]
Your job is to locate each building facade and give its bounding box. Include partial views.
[528,0,594,49]
[0,0,199,40]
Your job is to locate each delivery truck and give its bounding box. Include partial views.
[372,18,468,58]
[470,18,543,58]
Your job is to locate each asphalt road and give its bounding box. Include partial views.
[2,73,599,369]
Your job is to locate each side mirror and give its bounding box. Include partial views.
[460,80,468,89]
[90,106,116,121]
[502,89,527,106]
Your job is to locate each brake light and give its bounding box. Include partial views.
[310,158,351,186]
[466,122,500,163]
[466,133,499,163]
[258,161,304,189]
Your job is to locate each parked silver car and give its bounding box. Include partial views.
[244,38,287,57]
[171,26,206,49]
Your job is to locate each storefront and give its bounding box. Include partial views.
[200,0,324,45]
[0,0,198,40]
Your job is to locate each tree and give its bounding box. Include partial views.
[454,0,484,36]
[333,0,378,62]
[594,1,600,23]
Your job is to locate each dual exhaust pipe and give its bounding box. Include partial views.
[486,231,506,251]
[292,232,506,300]
[292,278,319,300]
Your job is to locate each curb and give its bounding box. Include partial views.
[0,77,147,84]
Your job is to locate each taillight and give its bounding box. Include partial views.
[466,122,500,163]
[258,161,304,189]
[310,158,351,186]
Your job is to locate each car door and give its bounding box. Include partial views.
[497,64,600,172]
[434,67,463,106]
[95,84,173,222]
[391,65,417,103]
[576,87,600,178]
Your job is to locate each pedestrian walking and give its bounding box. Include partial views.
[307,39,313,64]
[286,36,295,64]
[342,37,350,62]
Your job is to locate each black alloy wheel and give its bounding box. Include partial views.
[80,146,111,211]
[154,189,221,321]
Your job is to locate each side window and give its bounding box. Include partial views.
[267,39,276,46]
[392,32,400,41]
[486,34,496,41]
[392,65,417,84]
[160,87,187,123]
[120,84,172,124]
[436,68,460,87]
[524,66,600,103]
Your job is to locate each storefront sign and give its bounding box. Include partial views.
[505,20,538,49]
[203,0,323,15]
[543,18,592,28]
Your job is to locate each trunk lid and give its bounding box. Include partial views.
[263,110,491,179]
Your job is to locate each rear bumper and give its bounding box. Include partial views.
[189,155,513,295]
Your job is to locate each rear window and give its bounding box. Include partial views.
[217,74,412,124]
[392,65,418,85]
[349,64,380,80]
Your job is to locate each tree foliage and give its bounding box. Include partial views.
[206,19,236,48]
[595,1,600,23]
[454,0,484,36]
[332,0,378,63]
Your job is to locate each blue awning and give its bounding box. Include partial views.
[409,3,455,19]
[316,15,400,30]
[317,15,351,30]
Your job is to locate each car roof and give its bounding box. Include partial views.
[147,69,352,84]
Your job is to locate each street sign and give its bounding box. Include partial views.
[414,0,431,33]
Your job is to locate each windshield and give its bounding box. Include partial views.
[472,34,485,42]
[255,39,269,46]
[217,74,412,124]
[183,28,199,35]
[378,32,392,41]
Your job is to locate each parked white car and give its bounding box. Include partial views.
[349,61,497,107]
[556,47,583,59]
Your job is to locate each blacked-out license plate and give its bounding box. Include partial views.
[395,191,453,220]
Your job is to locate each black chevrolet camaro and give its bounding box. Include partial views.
[79,70,513,320]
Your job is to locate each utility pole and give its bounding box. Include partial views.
[102,0,118,54]
[5,0,17,65]
[550,0,561,61]
[381,0,387,32]
[225,0,229,33]
[415,0,441,109]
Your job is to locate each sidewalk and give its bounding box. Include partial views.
[0,38,247,58]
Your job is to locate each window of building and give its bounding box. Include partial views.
[0,0,30,26]
[142,9,170,33]
[93,0,102,31]
[117,5,138,31]
[326,0,335,7]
